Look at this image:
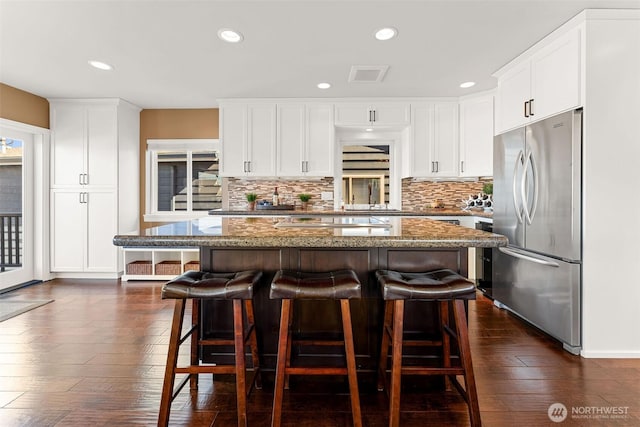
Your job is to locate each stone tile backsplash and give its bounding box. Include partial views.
[225,177,492,212]
[401,178,492,211]
[226,177,335,210]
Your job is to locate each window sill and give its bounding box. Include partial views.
[144,212,210,223]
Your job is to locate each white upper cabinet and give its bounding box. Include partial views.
[459,94,494,177]
[334,102,410,127]
[409,102,459,178]
[495,27,582,134]
[220,103,277,176]
[51,102,118,188]
[277,103,334,177]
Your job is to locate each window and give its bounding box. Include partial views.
[145,139,221,221]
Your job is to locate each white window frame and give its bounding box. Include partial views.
[144,139,220,222]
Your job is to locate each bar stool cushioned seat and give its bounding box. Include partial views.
[159,270,262,427]
[376,269,481,427]
[270,270,362,427]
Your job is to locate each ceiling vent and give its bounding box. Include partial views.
[348,65,389,83]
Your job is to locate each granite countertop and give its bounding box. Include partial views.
[114,215,506,249]
[208,208,493,218]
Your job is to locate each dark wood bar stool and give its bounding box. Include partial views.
[375,269,481,427]
[269,269,363,427]
[158,270,263,427]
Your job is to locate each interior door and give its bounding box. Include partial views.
[0,127,34,290]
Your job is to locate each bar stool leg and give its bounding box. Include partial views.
[389,299,405,427]
[377,300,393,392]
[284,301,294,390]
[190,299,200,390]
[452,299,481,427]
[159,299,186,427]
[439,300,452,391]
[244,299,262,390]
[272,299,293,427]
[340,299,362,427]
[232,299,248,427]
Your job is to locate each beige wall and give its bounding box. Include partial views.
[0,83,49,128]
[139,109,219,228]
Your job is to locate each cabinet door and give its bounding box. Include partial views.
[334,104,371,126]
[432,103,459,176]
[246,104,276,176]
[276,104,305,176]
[410,103,434,177]
[305,104,334,176]
[50,190,85,271]
[531,29,581,121]
[85,191,118,272]
[495,62,531,134]
[219,105,247,176]
[460,95,494,177]
[370,103,411,126]
[86,106,118,187]
[51,105,86,187]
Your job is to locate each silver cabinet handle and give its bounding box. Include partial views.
[498,247,559,268]
[460,161,464,173]
[372,110,376,122]
[435,161,439,173]
[83,174,88,185]
[79,174,83,185]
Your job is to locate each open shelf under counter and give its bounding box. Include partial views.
[122,247,200,281]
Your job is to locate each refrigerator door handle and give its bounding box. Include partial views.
[512,150,525,224]
[527,150,539,224]
[498,247,560,268]
[522,149,538,225]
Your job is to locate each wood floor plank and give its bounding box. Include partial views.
[0,279,638,426]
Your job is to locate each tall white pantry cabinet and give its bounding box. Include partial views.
[49,99,140,278]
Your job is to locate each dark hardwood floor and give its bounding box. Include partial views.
[0,279,638,426]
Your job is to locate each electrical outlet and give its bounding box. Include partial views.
[321,191,333,201]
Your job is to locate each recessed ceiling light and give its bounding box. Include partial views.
[317,82,331,89]
[218,28,244,43]
[460,81,476,88]
[375,27,398,41]
[88,60,113,71]
[365,128,374,132]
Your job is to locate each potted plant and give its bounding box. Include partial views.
[298,193,312,210]
[482,182,493,195]
[246,193,258,211]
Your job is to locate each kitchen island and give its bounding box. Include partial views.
[114,215,506,374]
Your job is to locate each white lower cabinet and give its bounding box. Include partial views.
[51,189,118,274]
[121,248,199,281]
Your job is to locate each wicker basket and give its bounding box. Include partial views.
[126,260,152,275]
[184,261,200,272]
[155,260,181,276]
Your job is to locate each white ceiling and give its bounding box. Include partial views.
[1,0,639,109]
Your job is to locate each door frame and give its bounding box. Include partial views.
[334,129,402,210]
[0,118,51,291]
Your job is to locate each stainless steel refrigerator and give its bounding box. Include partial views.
[493,109,582,354]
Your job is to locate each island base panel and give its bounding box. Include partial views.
[199,247,468,375]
